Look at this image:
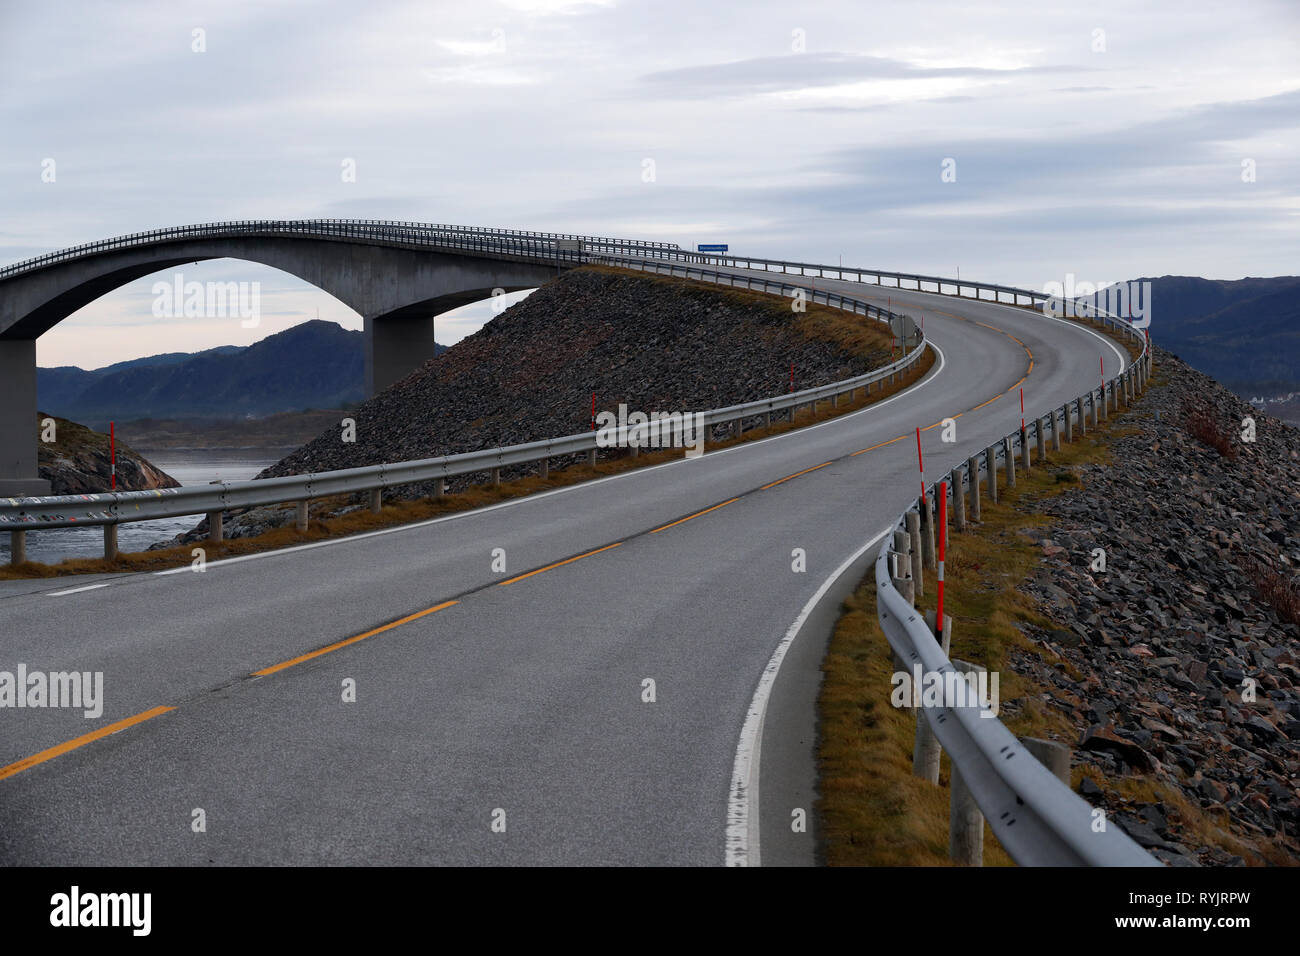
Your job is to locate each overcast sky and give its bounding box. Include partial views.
[2,0,1297,369]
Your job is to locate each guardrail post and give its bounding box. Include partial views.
[1036,418,1047,462]
[905,510,924,599]
[1021,428,1032,471]
[296,501,309,532]
[369,488,383,512]
[985,446,998,503]
[912,612,952,784]
[949,658,986,866]
[490,466,502,487]
[920,495,936,571]
[951,468,966,531]
[207,511,223,543]
[1090,391,1099,428]
[1077,397,1087,436]
[1051,408,1062,451]
[967,456,981,522]
[9,530,25,565]
[1004,436,1016,488]
[1099,385,1108,421]
[1021,737,1071,785]
[587,449,597,467]
[103,524,118,560]
[891,530,914,611]
[764,411,772,429]
[1064,402,1074,442]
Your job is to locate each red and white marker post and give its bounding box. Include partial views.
[936,480,947,638]
[915,426,925,497]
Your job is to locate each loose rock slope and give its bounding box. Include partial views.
[260,266,891,487]
[1016,348,1300,865]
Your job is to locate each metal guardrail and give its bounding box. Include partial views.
[873,304,1159,866]
[1,263,925,534]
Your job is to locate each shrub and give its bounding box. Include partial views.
[1181,400,1238,460]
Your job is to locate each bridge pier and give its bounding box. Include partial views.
[0,339,51,496]
[366,314,445,394]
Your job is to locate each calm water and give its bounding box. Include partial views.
[1,449,288,565]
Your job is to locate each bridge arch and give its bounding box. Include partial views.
[0,222,597,493]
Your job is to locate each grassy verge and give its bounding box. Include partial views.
[2,343,935,580]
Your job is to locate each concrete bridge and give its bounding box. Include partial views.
[0,220,677,494]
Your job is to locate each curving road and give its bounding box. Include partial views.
[0,272,1125,865]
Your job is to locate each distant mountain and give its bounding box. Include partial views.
[37,321,444,427]
[1125,275,1300,397]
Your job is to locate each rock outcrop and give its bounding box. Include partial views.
[36,414,180,496]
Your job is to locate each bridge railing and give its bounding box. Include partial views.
[1,263,925,536]
[0,220,680,281]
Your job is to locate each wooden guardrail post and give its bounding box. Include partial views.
[1036,419,1047,462]
[951,468,965,531]
[1099,385,1108,421]
[912,610,952,784]
[1021,428,1032,471]
[1004,436,1016,488]
[296,501,309,532]
[967,456,981,522]
[920,494,936,571]
[1077,397,1087,436]
[1051,408,1062,451]
[103,524,118,560]
[949,658,987,866]
[1021,737,1071,785]
[985,445,998,503]
[906,510,924,598]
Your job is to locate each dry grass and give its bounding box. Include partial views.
[819,380,1139,866]
[1241,556,1300,629]
[1181,398,1239,460]
[2,345,935,579]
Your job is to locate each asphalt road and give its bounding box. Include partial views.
[0,274,1126,865]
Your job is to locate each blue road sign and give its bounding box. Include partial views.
[696,244,728,253]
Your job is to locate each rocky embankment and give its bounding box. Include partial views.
[264,266,885,480]
[173,266,890,542]
[37,414,179,495]
[1014,348,1300,865]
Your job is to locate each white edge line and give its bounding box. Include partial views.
[725,525,891,867]
[45,583,110,597]
[155,342,946,577]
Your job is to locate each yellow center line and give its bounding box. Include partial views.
[851,435,907,456]
[0,705,175,783]
[496,542,623,584]
[649,498,739,533]
[760,462,831,490]
[253,600,459,676]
